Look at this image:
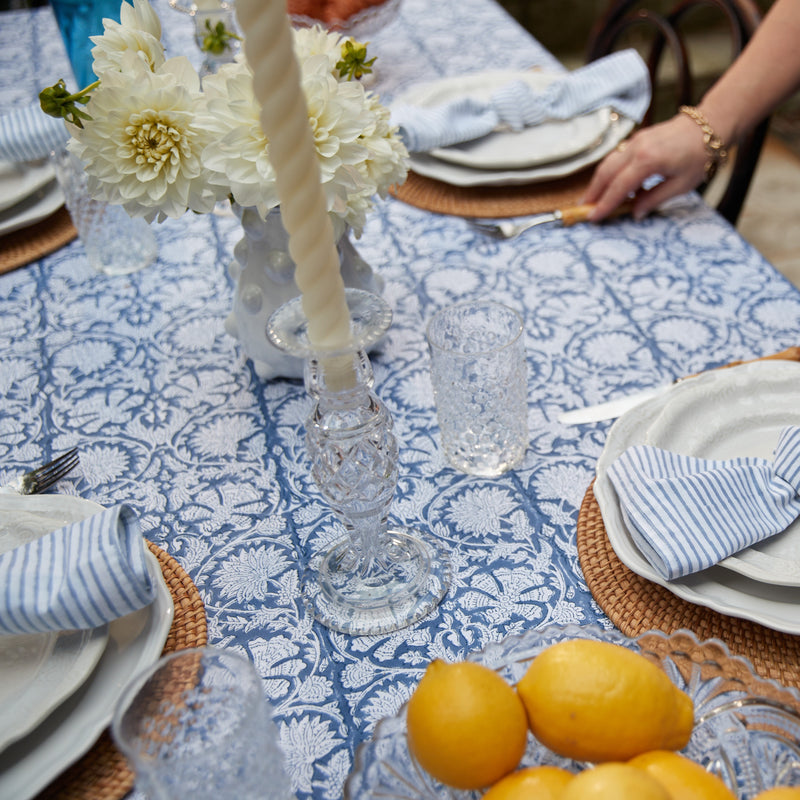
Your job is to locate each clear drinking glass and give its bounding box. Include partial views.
[426,300,529,477]
[111,647,293,800]
[193,7,241,76]
[50,147,157,276]
[267,289,450,636]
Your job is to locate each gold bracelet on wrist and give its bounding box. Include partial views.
[679,105,730,182]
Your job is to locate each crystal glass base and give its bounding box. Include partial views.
[303,527,450,636]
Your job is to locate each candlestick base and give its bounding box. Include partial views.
[268,290,450,635]
[304,527,449,636]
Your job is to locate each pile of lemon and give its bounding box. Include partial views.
[405,639,799,799]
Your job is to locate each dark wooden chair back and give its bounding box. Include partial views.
[586,0,768,225]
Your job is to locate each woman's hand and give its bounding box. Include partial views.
[583,113,710,222]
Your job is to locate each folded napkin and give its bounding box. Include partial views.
[0,504,155,636]
[607,426,800,581]
[391,50,651,153]
[0,103,69,163]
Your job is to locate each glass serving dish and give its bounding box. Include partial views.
[288,0,402,38]
[345,625,800,799]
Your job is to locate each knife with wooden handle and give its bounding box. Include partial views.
[558,203,598,226]
[469,199,637,238]
[548,199,635,227]
[558,346,800,425]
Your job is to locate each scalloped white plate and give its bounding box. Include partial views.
[0,159,55,213]
[0,178,63,236]
[395,70,614,170]
[0,495,109,754]
[594,360,800,634]
[394,70,635,187]
[0,496,174,800]
[642,362,800,586]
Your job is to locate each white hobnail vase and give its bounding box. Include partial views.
[225,204,384,379]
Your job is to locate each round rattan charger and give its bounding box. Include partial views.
[577,481,800,692]
[0,207,77,275]
[390,167,593,218]
[35,541,208,800]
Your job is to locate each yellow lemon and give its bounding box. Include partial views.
[406,659,528,790]
[752,790,800,799]
[516,639,694,762]
[560,763,671,799]
[482,766,574,800]
[629,750,736,799]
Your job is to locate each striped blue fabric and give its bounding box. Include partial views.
[0,504,155,635]
[607,426,800,581]
[391,49,651,153]
[0,103,70,163]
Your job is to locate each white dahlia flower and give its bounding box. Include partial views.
[200,60,279,216]
[358,91,410,198]
[68,57,221,222]
[201,28,407,238]
[90,0,165,77]
[50,6,406,228]
[292,25,343,73]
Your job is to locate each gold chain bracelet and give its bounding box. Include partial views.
[679,105,729,182]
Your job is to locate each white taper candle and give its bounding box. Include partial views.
[236,0,355,387]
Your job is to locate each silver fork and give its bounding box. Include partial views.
[467,204,597,239]
[9,448,81,495]
[467,200,636,239]
[467,216,559,239]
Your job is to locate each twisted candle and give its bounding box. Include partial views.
[236,0,355,386]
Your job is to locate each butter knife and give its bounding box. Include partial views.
[558,346,800,425]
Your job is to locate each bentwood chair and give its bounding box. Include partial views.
[585,0,768,225]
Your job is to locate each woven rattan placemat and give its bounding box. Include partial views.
[577,482,800,691]
[0,206,76,275]
[390,167,593,218]
[35,541,208,800]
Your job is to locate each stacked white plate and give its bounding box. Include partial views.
[594,359,800,634]
[0,158,64,237]
[0,494,174,799]
[394,69,635,187]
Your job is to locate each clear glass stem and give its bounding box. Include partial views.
[341,514,385,577]
[301,355,448,634]
[266,291,450,635]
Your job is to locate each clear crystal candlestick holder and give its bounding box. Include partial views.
[267,290,450,636]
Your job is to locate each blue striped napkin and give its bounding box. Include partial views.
[391,50,651,153]
[0,504,155,635]
[0,104,69,163]
[607,426,800,580]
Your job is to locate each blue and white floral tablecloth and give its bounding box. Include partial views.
[2,1,800,797]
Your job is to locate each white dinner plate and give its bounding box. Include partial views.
[0,495,110,754]
[0,178,64,236]
[594,360,800,634]
[0,158,56,213]
[394,70,635,187]
[0,497,174,800]
[395,70,614,170]
[642,363,800,586]
[404,115,634,187]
